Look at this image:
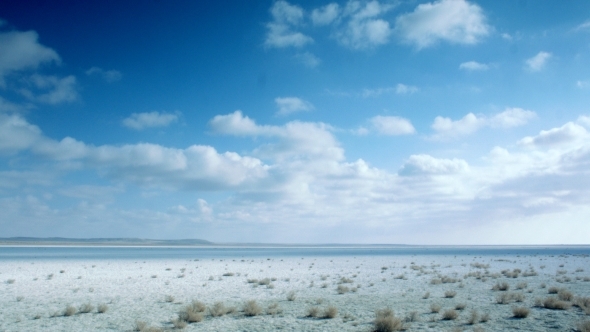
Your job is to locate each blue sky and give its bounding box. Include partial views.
[1,0,590,244]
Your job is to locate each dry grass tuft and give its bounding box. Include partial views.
[287,291,296,301]
[243,300,262,316]
[455,303,466,310]
[165,295,175,303]
[267,302,282,316]
[306,306,321,318]
[64,305,77,316]
[6,279,15,284]
[422,292,430,299]
[512,306,530,318]
[374,308,403,332]
[79,303,94,314]
[442,309,459,320]
[430,303,441,313]
[492,282,510,291]
[467,309,479,325]
[209,302,228,317]
[578,320,590,332]
[445,290,457,298]
[543,297,571,310]
[405,311,419,322]
[558,289,574,302]
[97,304,108,313]
[134,321,164,332]
[337,285,350,294]
[178,301,205,323]
[480,312,490,323]
[323,306,338,319]
[171,318,187,329]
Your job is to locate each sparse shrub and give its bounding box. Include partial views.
[222,272,234,277]
[442,309,458,320]
[165,295,175,303]
[178,301,205,323]
[480,312,490,322]
[258,278,271,286]
[171,317,187,329]
[64,305,77,316]
[548,286,560,294]
[374,308,403,332]
[455,303,466,310]
[6,279,15,284]
[558,289,574,302]
[339,277,353,284]
[209,302,227,317]
[575,297,590,310]
[543,297,571,310]
[516,282,527,290]
[492,282,510,291]
[445,290,457,298]
[243,300,262,316]
[337,285,349,294]
[405,311,419,322]
[512,306,530,318]
[266,302,282,315]
[467,310,479,325]
[423,292,430,299]
[578,320,590,332]
[324,306,338,319]
[16,296,23,302]
[79,303,94,313]
[430,303,441,313]
[287,291,296,301]
[98,304,108,313]
[305,306,319,318]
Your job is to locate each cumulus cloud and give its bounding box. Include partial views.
[399,154,469,176]
[525,51,552,72]
[574,20,590,32]
[274,97,314,116]
[311,3,340,26]
[459,61,489,71]
[19,74,78,104]
[86,67,122,82]
[122,111,180,130]
[370,115,415,135]
[518,122,589,148]
[337,1,393,49]
[395,0,490,49]
[265,1,313,48]
[432,108,536,139]
[0,112,42,153]
[0,29,60,85]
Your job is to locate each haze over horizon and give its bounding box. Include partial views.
[1,0,590,244]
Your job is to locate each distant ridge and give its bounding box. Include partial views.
[0,237,213,246]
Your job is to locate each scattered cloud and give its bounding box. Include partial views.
[432,108,536,139]
[577,80,589,89]
[525,51,552,72]
[399,154,469,176]
[86,67,122,82]
[459,61,489,71]
[19,74,78,104]
[122,111,180,130]
[369,115,415,135]
[362,83,418,97]
[294,52,320,67]
[274,97,314,116]
[265,1,313,48]
[0,29,60,85]
[518,122,588,148]
[336,1,394,49]
[574,20,590,32]
[311,3,340,26]
[395,0,490,49]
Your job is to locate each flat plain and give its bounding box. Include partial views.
[1,249,590,331]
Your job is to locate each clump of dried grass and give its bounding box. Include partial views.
[430,303,441,313]
[543,297,572,310]
[374,308,403,332]
[243,300,262,316]
[442,309,458,320]
[492,282,510,291]
[266,302,282,316]
[178,301,205,323]
[444,290,457,298]
[512,306,530,318]
[209,302,228,317]
[63,305,77,316]
[306,306,321,318]
[287,291,296,301]
[577,320,590,332]
[467,309,479,325]
[323,306,338,319]
[337,285,350,294]
[79,303,94,313]
[97,304,108,313]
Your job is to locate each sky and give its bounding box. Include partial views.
[1,0,590,244]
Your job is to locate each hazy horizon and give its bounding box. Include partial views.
[1,1,590,244]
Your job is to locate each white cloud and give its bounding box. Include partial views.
[311,3,340,26]
[578,115,590,128]
[518,122,588,148]
[265,1,313,48]
[395,0,490,49]
[122,111,180,130]
[501,33,512,40]
[525,51,552,72]
[574,20,590,32]
[577,80,589,89]
[362,83,418,97]
[294,52,321,67]
[370,115,415,135]
[0,29,60,85]
[0,112,42,153]
[274,97,314,116]
[336,1,393,49]
[86,67,122,82]
[459,61,489,71]
[399,154,469,176]
[22,74,78,104]
[432,108,536,139]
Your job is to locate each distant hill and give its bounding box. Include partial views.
[0,237,213,246]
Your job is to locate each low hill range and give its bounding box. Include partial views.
[0,237,213,246]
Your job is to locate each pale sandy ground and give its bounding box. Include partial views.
[1,251,589,331]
